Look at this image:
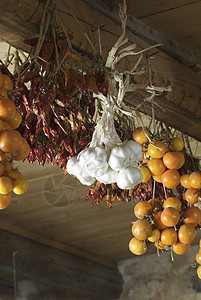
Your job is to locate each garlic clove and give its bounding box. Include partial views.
[96,167,118,184]
[126,140,143,162]
[117,166,143,189]
[76,174,96,186]
[109,140,142,171]
[79,146,109,177]
[66,157,79,175]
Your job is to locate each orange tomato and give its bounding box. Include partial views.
[8,110,22,129]
[161,169,180,189]
[12,178,28,195]
[0,193,11,209]
[148,228,160,242]
[129,237,147,255]
[197,266,201,279]
[170,137,184,151]
[163,197,182,211]
[0,88,8,98]
[0,72,4,88]
[161,207,180,227]
[196,253,201,265]
[138,166,151,182]
[152,175,162,183]
[0,150,12,162]
[6,170,23,180]
[189,171,201,189]
[148,198,162,210]
[132,219,152,240]
[184,188,201,204]
[0,97,16,121]
[132,127,151,144]
[147,158,166,176]
[178,224,196,244]
[13,137,30,161]
[154,240,165,250]
[2,121,11,130]
[0,129,22,153]
[172,241,191,255]
[147,141,167,159]
[163,151,185,170]
[154,211,168,230]
[2,74,13,91]
[0,119,3,131]
[134,201,152,218]
[183,207,201,227]
[0,162,5,176]
[0,176,13,194]
[180,174,191,189]
[160,228,178,245]
[4,161,13,171]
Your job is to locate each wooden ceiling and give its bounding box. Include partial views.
[0,0,200,268]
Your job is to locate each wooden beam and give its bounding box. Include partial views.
[126,93,201,142]
[0,0,200,141]
[81,0,201,72]
[0,229,122,299]
[0,220,116,269]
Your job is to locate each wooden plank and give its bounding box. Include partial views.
[0,221,116,269]
[0,229,122,300]
[81,0,201,71]
[111,0,201,19]
[140,1,201,35]
[126,92,201,142]
[168,24,201,49]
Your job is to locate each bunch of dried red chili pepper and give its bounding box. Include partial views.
[7,1,109,172]
[86,180,153,208]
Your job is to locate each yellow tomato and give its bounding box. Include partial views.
[0,176,13,194]
[13,178,28,195]
[0,193,11,209]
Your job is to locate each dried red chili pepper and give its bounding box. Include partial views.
[23,38,38,47]
[74,73,87,95]
[86,75,99,94]
[35,117,43,138]
[38,90,56,111]
[40,41,54,67]
[28,147,35,163]
[22,71,36,83]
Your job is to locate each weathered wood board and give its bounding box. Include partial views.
[0,229,122,299]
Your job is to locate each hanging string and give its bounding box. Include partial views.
[152,179,156,209]
[163,183,168,200]
[152,104,156,136]
[13,251,19,300]
[97,27,102,56]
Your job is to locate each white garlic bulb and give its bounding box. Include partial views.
[67,157,96,186]
[76,173,96,186]
[96,167,118,184]
[66,157,79,175]
[116,166,143,189]
[108,140,142,171]
[79,146,108,177]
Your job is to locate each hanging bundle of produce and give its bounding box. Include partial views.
[9,0,108,171]
[67,0,170,189]
[128,126,201,279]
[0,70,29,210]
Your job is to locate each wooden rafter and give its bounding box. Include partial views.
[0,0,200,141]
[81,0,201,72]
